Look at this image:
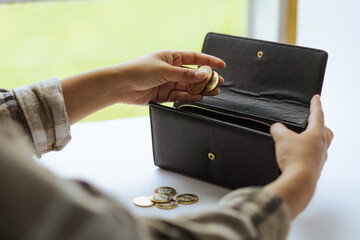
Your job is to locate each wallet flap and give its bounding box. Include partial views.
[177,33,328,129]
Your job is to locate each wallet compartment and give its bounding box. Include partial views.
[150,102,280,189]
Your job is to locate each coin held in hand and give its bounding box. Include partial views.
[187,65,212,95]
[187,65,221,95]
[204,71,219,92]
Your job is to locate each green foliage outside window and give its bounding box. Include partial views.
[0,0,247,122]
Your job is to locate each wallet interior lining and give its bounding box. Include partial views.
[198,89,310,128]
[177,104,271,134]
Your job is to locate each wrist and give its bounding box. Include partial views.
[267,165,318,219]
[281,165,318,189]
[281,159,321,185]
[100,63,137,104]
[61,66,129,124]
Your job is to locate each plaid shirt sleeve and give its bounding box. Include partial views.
[0,77,71,155]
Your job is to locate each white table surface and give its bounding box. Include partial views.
[37,116,360,240]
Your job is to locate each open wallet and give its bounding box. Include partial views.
[149,32,328,189]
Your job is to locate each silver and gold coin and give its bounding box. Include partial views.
[133,196,155,207]
[151,193,173,203]
[204,71,219,92]
[154,186,177,197]
[187,65,213,95]
[155,199,179,210]
[176,194,199,205]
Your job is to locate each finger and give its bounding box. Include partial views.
[165,65,211,83]
[307,94,325,131]
[270,122,293,143]
[174,75,224,93]
[157,83,176,102]
[171,50,226,69]
[325,127,334,148]
[167,90,203,103]
[173,82,188,91]
[218,76,225,86]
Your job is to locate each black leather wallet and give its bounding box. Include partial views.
[149,33,328,189]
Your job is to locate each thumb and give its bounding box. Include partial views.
[270,122,292,143]
[166,66,211,83]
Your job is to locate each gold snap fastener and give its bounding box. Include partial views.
[257,50,263,58]
[208,152,216,160]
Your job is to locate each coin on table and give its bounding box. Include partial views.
[204,71,219,92]
[133,196,154,207]
[187,65,213,95]
[154,186,177,197]
[176,194,199,205]
[155,199,179,210]
[151,193,173,203]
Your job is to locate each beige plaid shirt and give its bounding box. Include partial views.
[0,78,290,240]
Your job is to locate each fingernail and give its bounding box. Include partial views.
[195,69,209,80]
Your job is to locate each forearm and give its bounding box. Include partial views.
[60,66,128,125]
[265,166,317,219]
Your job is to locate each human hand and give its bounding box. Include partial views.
[107,50,226,105]
[61,50,225,124]
[266,94,333,219]
[270,95,333,181]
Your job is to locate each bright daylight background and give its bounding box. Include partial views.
[0,0,247,122]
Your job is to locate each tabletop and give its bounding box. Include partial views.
[37,116,360,240]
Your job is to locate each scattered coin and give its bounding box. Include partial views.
[133,196,154,207]
[151,193,173,203]
[133,187,199,209]
[176,194,199,205]
[154,186,177,196]
[187,65,213,95]
[155,199,179,210]
[204,71,219,92]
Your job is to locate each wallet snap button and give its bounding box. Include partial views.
[257,50,263,58]
[208,152,216,161]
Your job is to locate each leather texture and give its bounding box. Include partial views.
[176,33,328,130]
[150,33,328,189]
[149,103,279,189]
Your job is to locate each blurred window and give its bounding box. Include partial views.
[0,0,247,121]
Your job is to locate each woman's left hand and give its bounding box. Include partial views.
[107,50,226,105]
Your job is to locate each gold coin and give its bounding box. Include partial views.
[176,194,199,205]
[133,196,154,207]
[154,186,177,196]
[204,71,219,92]
[150,193,173,203]
[187,65,213,95]
[155,199,179,210]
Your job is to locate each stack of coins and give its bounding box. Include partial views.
[133,186,199,210]
[187,65,220,95]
